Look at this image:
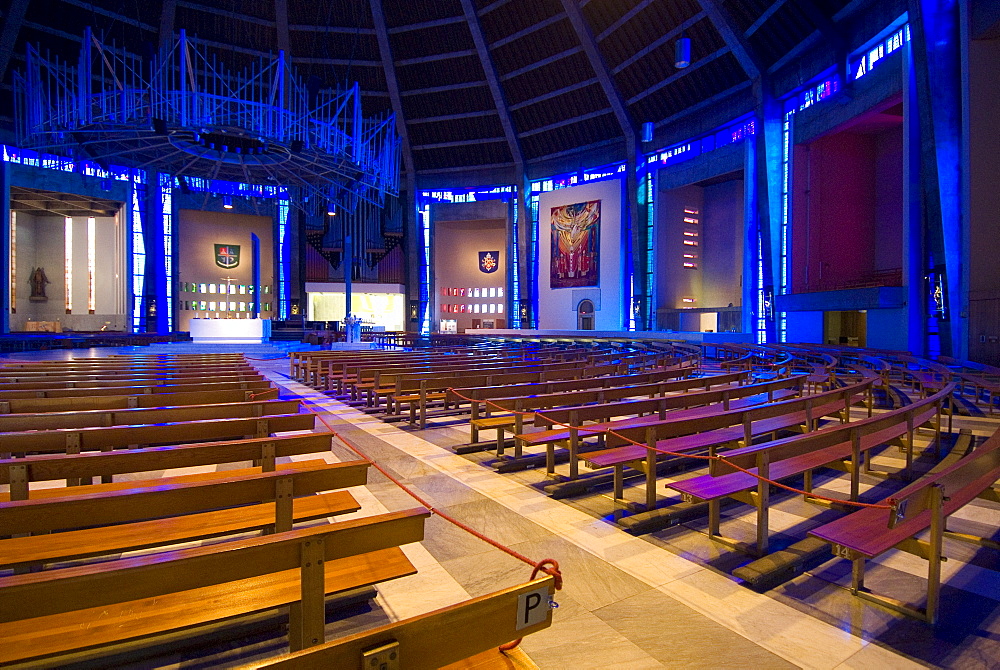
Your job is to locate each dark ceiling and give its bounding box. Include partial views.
[0,0,892,181]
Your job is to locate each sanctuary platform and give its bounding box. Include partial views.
[467,329,754,344]
[189,318,271,344]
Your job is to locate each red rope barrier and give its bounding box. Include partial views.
[300,397,563,644]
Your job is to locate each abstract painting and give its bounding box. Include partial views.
[550,200,600,288]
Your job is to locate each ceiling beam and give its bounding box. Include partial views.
[697,0,762,80]
[274,0,290,54]
[500,46,581,81]
[479,0,517,15]
[402,80,486,96]
[159,0,176,48]
[612,11,707,73]
[559,0,636,146]
[388,15,465,34]
[0,0,30,83]
[509,77,597,111]
[653,80,752,129]
[459,0,524,172]
[745,0,788,37]
[796,0,848,52]
[369,0,415,181]
[412,137,507,151]
[596,0,656,42]
[288,24,375,35]
[493,12,565,48]
[395,49,477,66]
[628,46,729,104]
[517,109,612,138]
[408,109,497,124]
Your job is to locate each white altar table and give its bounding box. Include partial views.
[189,318,271,344]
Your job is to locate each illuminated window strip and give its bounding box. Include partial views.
[645,173,655,330]
[9,211,15,313]
[87,217,96,313]
[131,180,146,332]
[277,198,290,320]
[510,192,521,328]
[420,204,431,335]
[64,217,73,313]
[160,174,173,330]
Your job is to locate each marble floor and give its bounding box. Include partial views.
[3,346,999,669]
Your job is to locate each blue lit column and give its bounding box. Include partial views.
[143,172,171,334]
[129,177,147,333]
[902,38,926,355]
[0,161,9,334]
[276,198,291,320]
[908,0,966,357]
[742,138,760,336]
[751,81,784,343]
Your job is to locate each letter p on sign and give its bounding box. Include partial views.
[516,586,550,631]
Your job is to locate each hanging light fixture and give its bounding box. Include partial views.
[675,33,691,69]
[222,195,233,209]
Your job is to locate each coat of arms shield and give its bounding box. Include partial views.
[215,244,241,269]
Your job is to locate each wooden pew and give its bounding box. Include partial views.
[0,398,300,432]
[0,387,279,414]
[466,373,747,457]
[0,508,430,665]
[581,380,874,512]
[0,378,274,399]
[518,375,808,477]
[397,363,616,428]
[809,427,1000,623]
[0,413,314,456]
[668,384,954,555]
[0,432,334,501]
[0,460,368,570]
[244,576,556,669]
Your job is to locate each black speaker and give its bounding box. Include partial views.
[290,139,304,154]
[152,118,168,136]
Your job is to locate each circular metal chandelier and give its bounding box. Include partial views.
[14,29,400,205]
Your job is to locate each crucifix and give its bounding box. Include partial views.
[220,276,236,317]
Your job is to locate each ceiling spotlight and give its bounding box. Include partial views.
[223,195,233,209]
[675,35,691,69]
[327,204,337,216]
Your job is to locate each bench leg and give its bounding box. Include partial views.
[851,557,866,594]
[708,499,721,538]
[755,485,769,556]
[644,453,656,511]
[568,432,579,480]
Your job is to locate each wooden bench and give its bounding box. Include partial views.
[244,576,556,669]
[582,380,875,512]
[466,372,744,456]
[0,412,314,456]
[0,507,429,665]
[0,397,300,432]
[0,387,279,414]
[397,363,614,428]
[0,378,274,400]
[518,375,808,477]
[0,460,368,570]
[809,426,1000,623]
[0,432,334,500]
[668,384,954,555]
[456,367,721,445]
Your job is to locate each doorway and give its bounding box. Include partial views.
[577,300,595,330]
[824,310,867,347]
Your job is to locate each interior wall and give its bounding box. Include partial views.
[176,210,274,332]
[701,179,744,308]
[656,183,703,312]
[433,214,507,332]
[968,36,1000,366]
[10,212,125,331]
[791,126,903,294]
[538,179,624,330]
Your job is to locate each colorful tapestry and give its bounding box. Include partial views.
[550,200,600,288]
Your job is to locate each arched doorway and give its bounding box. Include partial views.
[577,299,595,330]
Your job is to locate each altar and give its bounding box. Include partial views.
[189,318,271,344]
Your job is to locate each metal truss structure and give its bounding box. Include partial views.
[14,29,400,207]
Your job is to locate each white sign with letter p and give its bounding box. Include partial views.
[516,586,550,631]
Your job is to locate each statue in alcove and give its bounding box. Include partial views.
[29,267,50,302]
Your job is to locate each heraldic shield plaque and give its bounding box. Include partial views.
[479,251,499,274]
[215,244,241,269]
